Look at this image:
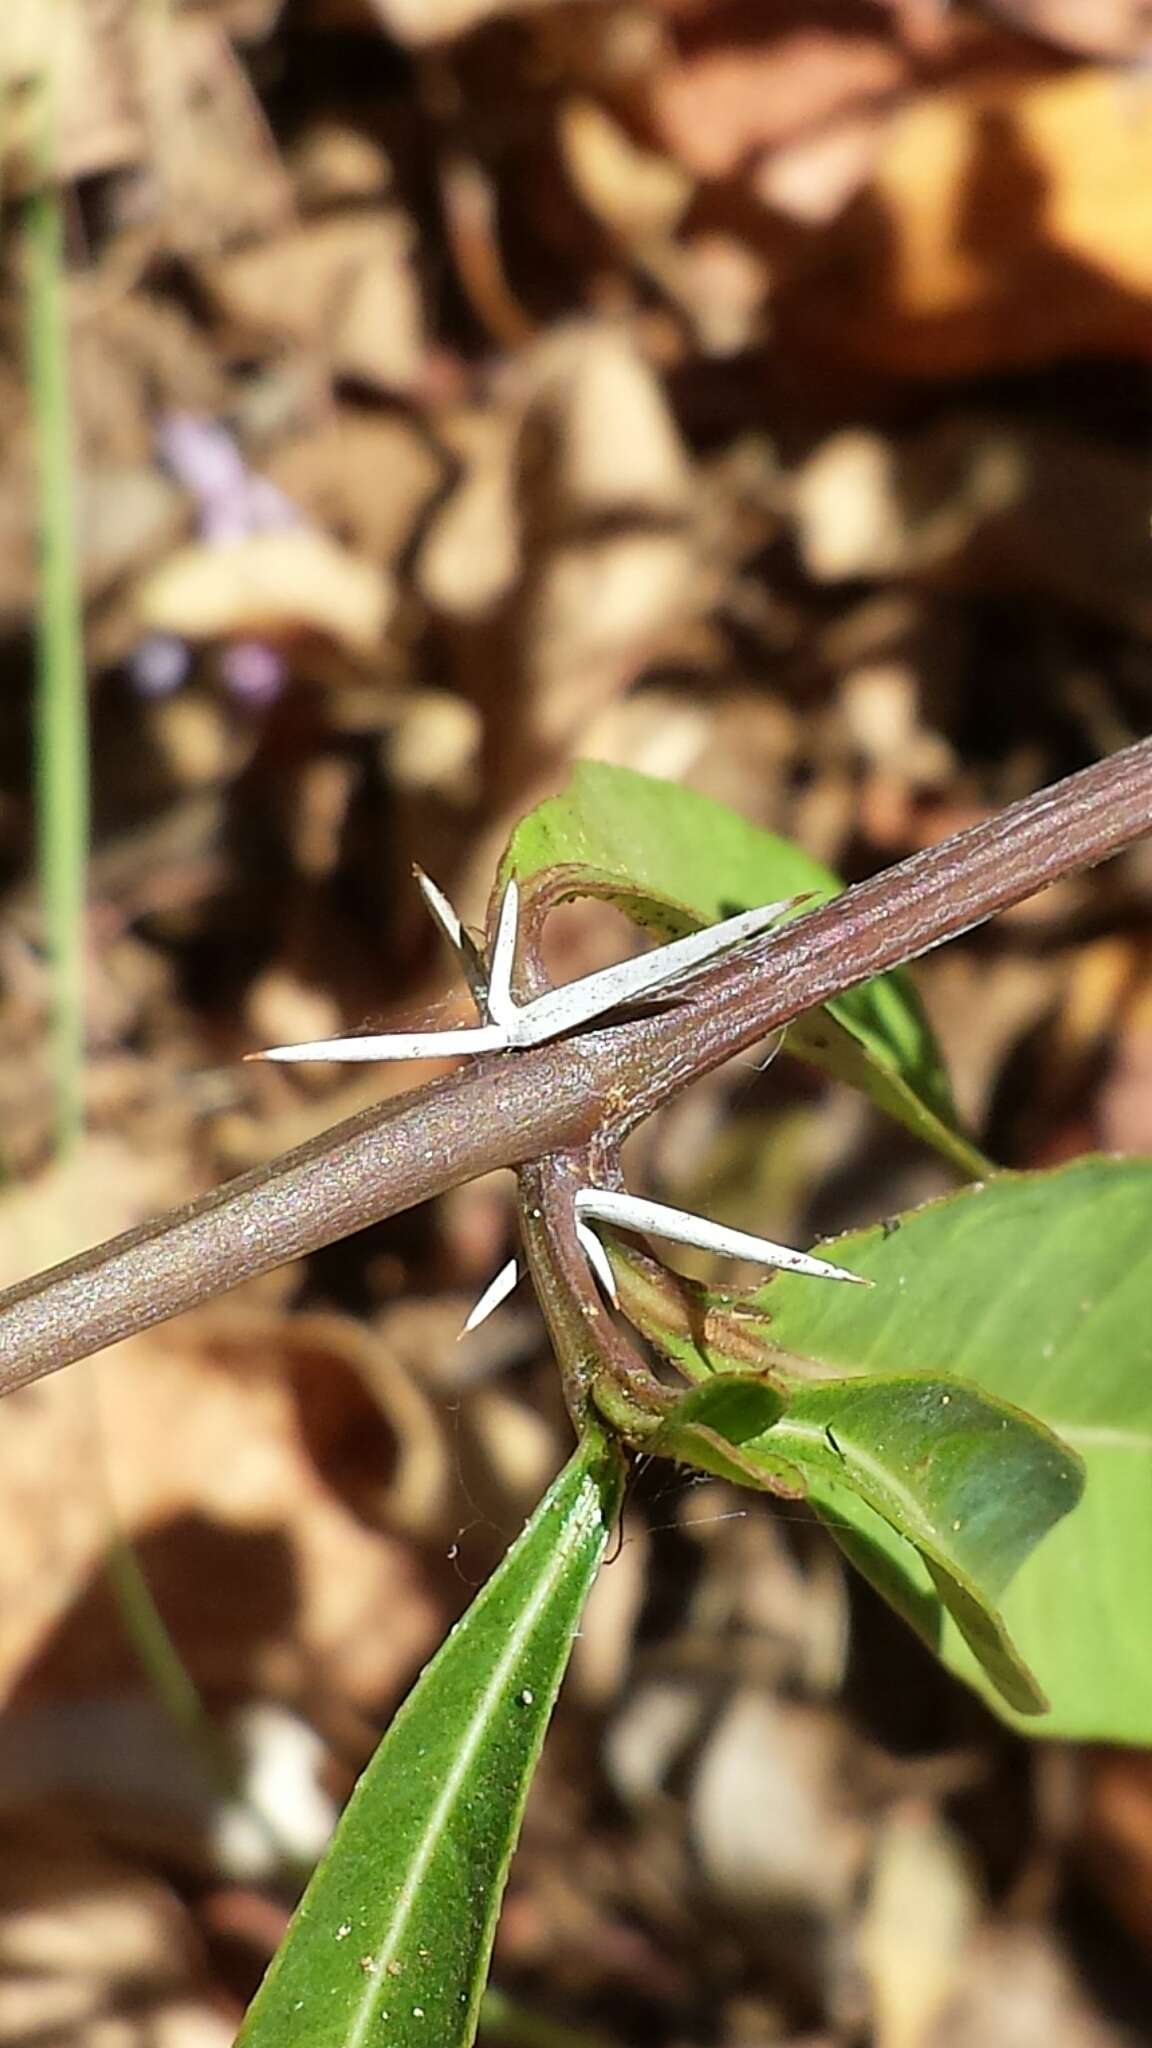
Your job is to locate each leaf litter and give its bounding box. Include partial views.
[0,0,1151,2040]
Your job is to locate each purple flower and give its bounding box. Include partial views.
[129,415,301,707]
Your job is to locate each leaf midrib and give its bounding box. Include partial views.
[346,1470,604,2047]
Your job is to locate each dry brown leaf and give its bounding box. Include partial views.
[291,121,394,208]
[754,110,895,225]
[1081,1747,1152,1953]
[559,95,693,243]
[78,470,188,598]
[0,1306,441,1716]
[263,413,443,568]
[983,0,1152,57]
[933,1922,1132,2047]
[784,65,1152,375]
[202,213,425,393]
[0,1822,234,2047]
[648,16,909,181]
[0,1137,192,1283]
[858,1803,979,2048]
[366,0,585,42]
[790,418,1152,635]
[689,1690,868,1913]
[528,529,693,742]
[522,322,693,520]
[144,14,292,253]
[2,0,143,186]
[416,410,521,618]
[386,689,483,802]
[1096,973,1152,1156]
[133,529,394,657]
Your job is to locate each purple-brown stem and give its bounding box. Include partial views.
[0,737,1148,1397]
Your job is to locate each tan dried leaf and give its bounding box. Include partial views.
[144,14,292,253]
[202,212,424,393]
[789,67,1152,375]
[133,529,394,656]
[648,22,907,181]
[2,0,142,185]
[984,0,1152,56]
[0,1309,441,1714]
[560,95,692,243]
[367,0,587,44]
[0,1825,233,2048]
[858,1803,979,2048]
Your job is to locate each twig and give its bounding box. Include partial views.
[0,739,1148,1396]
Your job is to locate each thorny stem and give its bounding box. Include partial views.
[0,738,1148,1399]
[517,1152,674,1433]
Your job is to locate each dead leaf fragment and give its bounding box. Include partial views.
[560,95,693,243]
[368,0,590,42]
[417,411,521,618]
[858,1802,979,2048]
[146,15,293,252]
[0,1304,441,1716]
[983,0,1152,57]
[690,1690,865,1914]
[524,322,693,520]
[203,213,425,393]
[134,529,394,657]
[791,418,1152,634]
[787,66,1152,374]
[1,0,142,186]
[649,22,908,181]
[0,1824,234,2048]
[264,412,443,568]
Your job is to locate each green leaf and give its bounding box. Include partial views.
[237,1432,625,2048]
[650,1373,804,1495]
[758,1375,1079,1714]
[642,1346,1077,1713]
[505,761,986,1176]
[624,1157,1152,1740]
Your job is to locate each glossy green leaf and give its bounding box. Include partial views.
[505,761,986,1176]
[650,1373,803,1494]
[766,1375,1079,1713]
[644,1350,1077,1712]
[237,1432,625,2048]
[621,1157,1152,1739]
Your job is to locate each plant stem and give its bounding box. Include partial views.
[24,105,239,1813]
[0,738,1148,1395]
[26,153,88,1153]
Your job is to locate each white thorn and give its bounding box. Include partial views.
[414,867,489,1008]
[574,1188,865,1285]
[752,1027,786,1073]
[413,868,465,956]
[460,1257,522,1334]
[248,893,806,1069]
[485,878,520,1028]
[576,1219,620,1305]
[251,1022,508,1064]
[507,898,798,1049]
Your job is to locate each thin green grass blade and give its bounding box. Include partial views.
[24,89,234,1803]
[25,120,88,1155]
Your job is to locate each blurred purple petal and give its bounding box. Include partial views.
[219,639,287,707]
[245,475,300,533]
[157,413,247,503]
[156,413,301,543]
[130,633,193,697]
